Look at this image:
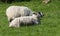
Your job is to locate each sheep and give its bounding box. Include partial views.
[6,6,34,22]
[9,12,43,28]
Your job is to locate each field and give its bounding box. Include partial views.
[0,0,60,36]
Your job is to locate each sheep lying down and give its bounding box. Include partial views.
[9,12,42,28]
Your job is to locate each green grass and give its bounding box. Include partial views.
[0,0,60,36]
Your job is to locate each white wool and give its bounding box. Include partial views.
[9,18,20,28]
[9,14,39,28]
[6,6,33,22]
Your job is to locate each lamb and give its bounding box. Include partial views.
[9,12,43,28]
[6,6,34,22]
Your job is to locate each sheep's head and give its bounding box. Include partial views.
[33,11,44,18]
[37,12,44,17]
[32,11,44,19]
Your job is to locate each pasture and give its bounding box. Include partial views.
[0,0,60,36]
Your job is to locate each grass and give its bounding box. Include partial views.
[0,0,60,36]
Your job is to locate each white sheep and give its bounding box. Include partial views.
[6,6,34,22]
[9,12,43,28]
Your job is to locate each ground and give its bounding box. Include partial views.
[0,0,60,36]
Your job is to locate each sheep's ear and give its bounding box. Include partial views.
[33,12,37,15]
